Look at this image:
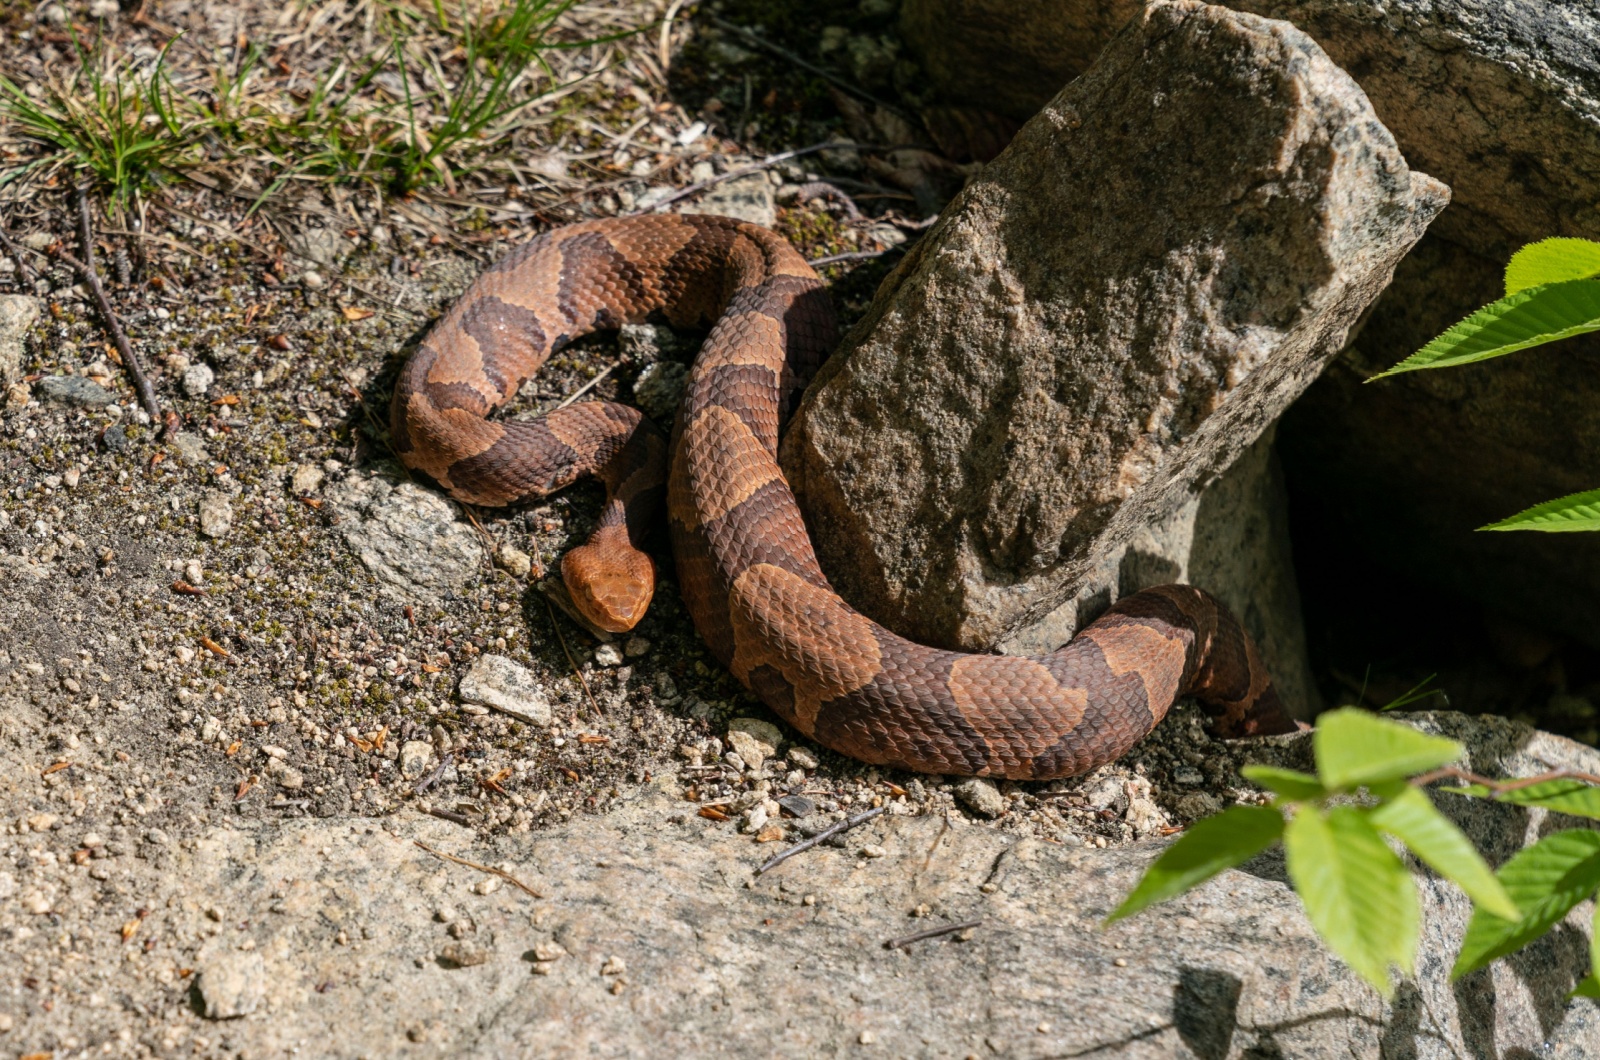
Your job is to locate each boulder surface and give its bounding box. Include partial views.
[782,1,1443,664]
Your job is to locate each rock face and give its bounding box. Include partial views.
[902,0,1600,261]
[782,1,1444,664]
[5,712,1597,1056]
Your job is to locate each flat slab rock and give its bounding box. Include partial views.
[5,713,1597,1057]
[783,0,1445,652]
[329,463,483,604]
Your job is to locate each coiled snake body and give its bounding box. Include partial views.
[392,214,1298,779]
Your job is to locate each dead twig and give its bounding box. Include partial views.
[633,141,866,216]
[754,805,886,876]
[554,363,615,410]
[546,599,604,716]
[413,839,544,899]
[0,219,38,289]
[414,753,454,796]
[809,246,909,268]
[63,188,161,421]
[884,918,982,950]
[708,17,909,120]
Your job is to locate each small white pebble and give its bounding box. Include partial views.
[858,1031,876,1045]
[593,643,624,667]
[1113,957,1128,968]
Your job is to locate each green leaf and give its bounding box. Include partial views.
[1240,765,1326,801]
[1445,778,1600,821]
[1453,829,1600,979]
[1314,709,1463,791]
[1505,237,1600,295]
[1480,488,1600,533]
[1106,805,1284,923]
[1575,904,1600,999]
[1370,277,1600,379]
[1285,805,1419,996]
[1368,787,1519,920]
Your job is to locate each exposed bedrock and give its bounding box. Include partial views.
[15,712,1595,1057]
[782,0,1443,715]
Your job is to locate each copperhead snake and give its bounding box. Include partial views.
[391,214,1298,779]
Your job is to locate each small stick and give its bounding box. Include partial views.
[634,141,860,216]
[884,918,982,950]
[422,806,473,827]
[0,220,38,288]
[414,752,454,795]
[66,188,161,420]
[414,839,544,899]
[755,804,886,876]
[545,599,604,716]
[708,16,907,118]
[554,363,615,410]
[788,181,863,220]
[810,246,909,268]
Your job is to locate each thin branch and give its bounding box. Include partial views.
[65,188,161,420]
[884,918,982,950]
[554,363,615,409]
[809,245,909,268]
[708,16,910,121]
[0,219,38,289]
[632,141,890,216]
[413,839,544,898]
[545,599,604,717]
[1413,765,1600,794]
[754,804,886,876]
[414,752,454,795]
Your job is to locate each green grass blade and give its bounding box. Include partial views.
[1314,709,1463,792]
[1452,829,1600,979]
[1480,488,1600,532]
[1505,237,1600,295]
[1285,805,1418,996]
[1368,787,1519,920]
[1370,277,1600,380]
[1105,805,1283,923]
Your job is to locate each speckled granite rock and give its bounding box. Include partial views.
[2,713,1596,1057]
[783,1,1443,658]
[329,463,483,603]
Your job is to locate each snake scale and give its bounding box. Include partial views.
[392,214,1299,779]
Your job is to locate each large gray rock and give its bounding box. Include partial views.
[2,712,1596,1056]
[782,1,1444,659]
[900,0,1600,260]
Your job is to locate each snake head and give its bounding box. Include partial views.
[561,536,656,633]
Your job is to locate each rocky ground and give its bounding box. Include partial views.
[0,2,1310,1055]
[4,0,1600,1055]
